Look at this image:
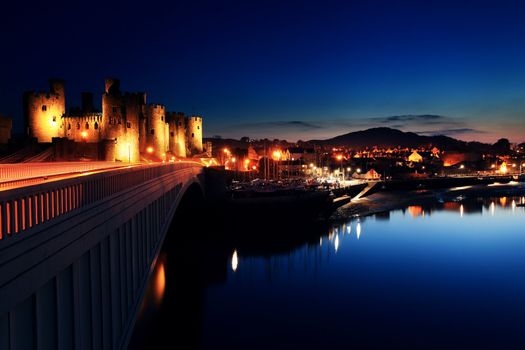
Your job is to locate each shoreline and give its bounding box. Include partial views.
[332,182,525,220]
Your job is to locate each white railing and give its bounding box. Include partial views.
[0,161,202,240]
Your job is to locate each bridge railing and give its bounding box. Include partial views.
[0,161,202,240]
[0,161,129,184]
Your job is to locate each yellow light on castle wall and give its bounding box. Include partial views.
[147,146,154,154]
[81,131,87,138]
[272,150,282,161]
[500,162,508,174]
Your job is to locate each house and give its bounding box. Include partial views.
[408,151,423,163]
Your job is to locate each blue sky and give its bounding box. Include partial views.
[1,0,525,142]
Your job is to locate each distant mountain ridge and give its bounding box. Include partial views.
[309,127,495,152]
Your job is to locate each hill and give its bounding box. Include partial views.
[309,127,492,152]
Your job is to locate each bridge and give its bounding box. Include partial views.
[0,161,210,349]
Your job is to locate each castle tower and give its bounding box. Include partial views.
[101,78,144,162]
[24,79,66,142]
[145,104,168,159]
[186,115,203,156]
[167,112,187,158]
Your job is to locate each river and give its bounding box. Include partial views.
[130,194,525,349]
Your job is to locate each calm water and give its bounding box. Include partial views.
[131,195,525,349]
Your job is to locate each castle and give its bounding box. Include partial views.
[23,78,203,162]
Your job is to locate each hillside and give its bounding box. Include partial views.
[309,127,492,152]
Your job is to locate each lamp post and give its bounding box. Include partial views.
[336,155,343,185]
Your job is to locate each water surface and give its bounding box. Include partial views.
[131,195,525,349]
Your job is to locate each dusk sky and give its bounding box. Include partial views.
[2,0,525,143]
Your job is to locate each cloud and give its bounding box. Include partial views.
[384,114,445,123]
[416,128,487,136]
[211,113,490,142]
[236,120,323,130]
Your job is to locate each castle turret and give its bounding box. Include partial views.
[101,78,144,162]
[186,115,203,156]
[104,78,120,95]
[145,104,168,159]
[167,112,187,158]
[24,79,66,142]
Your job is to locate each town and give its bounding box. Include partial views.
[207,130,525,184]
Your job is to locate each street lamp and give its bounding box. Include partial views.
[336,155,343,183]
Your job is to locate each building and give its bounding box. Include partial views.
[23,78,203,161]
[408,151,423,163]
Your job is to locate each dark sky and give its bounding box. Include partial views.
[2,0,525,142]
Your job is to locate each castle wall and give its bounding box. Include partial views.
[186,115,203,156]
[24,79,66,142]
[145,104,168,159]
[168,112,187,158]
[61,114,103,142]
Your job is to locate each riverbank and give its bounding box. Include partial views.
[332,181,525,219]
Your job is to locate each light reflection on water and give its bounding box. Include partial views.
[132,194,525,350]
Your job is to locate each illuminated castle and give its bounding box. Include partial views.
[24,78,204,161]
